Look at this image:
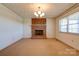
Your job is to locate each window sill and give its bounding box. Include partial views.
[59,31,79,35]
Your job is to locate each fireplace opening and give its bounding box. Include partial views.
[35,30,43,35]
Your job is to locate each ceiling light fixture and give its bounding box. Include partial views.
[34,6,45,18]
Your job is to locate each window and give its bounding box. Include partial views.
[68,12,79,33]
[59,12,79,34]
[59,18,67,32]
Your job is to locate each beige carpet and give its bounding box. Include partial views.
[0,38,79,56]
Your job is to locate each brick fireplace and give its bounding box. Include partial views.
[32,18,46,39]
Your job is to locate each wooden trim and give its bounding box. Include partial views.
[55,38,73,48]
[0,38,23,51]
[55,38,79,55]
[54,3,79,19]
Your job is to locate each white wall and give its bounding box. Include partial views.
[24,18,32,38]
[0,4,23,50]
[46,18,56,38]
[56,7,79,50]
[24,18,56,38]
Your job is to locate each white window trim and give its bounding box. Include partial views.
[59,12,79,35]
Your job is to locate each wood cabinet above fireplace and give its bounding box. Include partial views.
[32,18,46,24]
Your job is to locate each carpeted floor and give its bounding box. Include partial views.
[0,38,79,56]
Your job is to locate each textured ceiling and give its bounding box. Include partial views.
[2,3,75,18]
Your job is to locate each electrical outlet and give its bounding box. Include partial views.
[72,40,74,42]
